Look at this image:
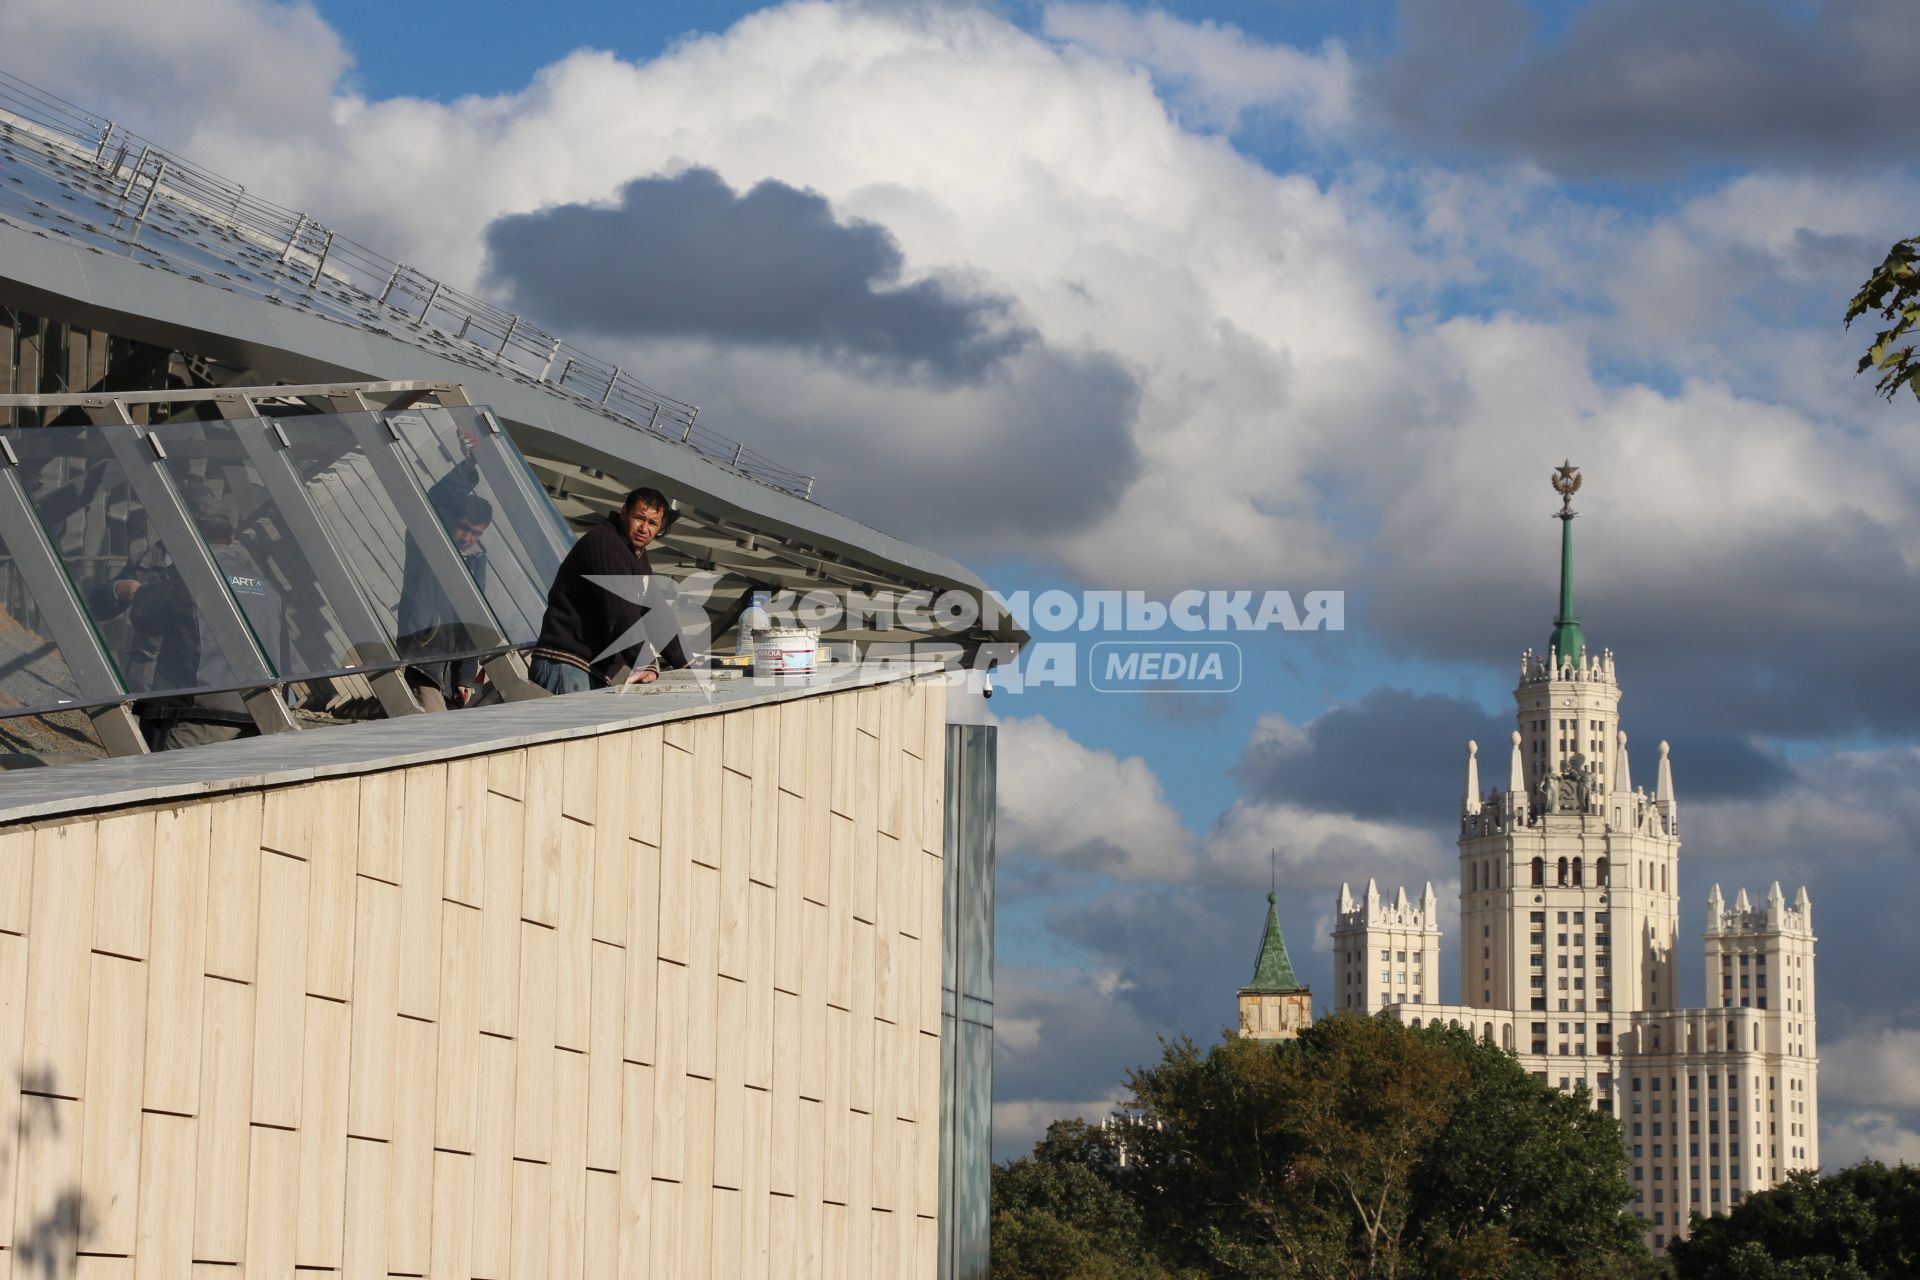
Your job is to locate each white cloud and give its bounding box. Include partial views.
[1822,1026,1920,1111]
[1042,3,1353,133]
[997,713,1195,880]
[1202,796,1448,893]
[1822,1109,1920,1170]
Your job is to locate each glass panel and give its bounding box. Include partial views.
[383,406,564,648]
[1,423,250,700]
[146,418,387,680]
[279,414,509,667]
[0,516,92,715]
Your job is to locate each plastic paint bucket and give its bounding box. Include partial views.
[754,628,819,677]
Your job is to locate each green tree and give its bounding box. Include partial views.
[990,1120,1194,1280]
[1845,238,1920,404]
[1668,1161,1920,1280]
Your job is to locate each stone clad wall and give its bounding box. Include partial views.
[0,676,947,1277]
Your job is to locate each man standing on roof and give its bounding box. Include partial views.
[528,486,689,694]
[396,430,493,711]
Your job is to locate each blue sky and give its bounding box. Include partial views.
[9,0,1918,1165]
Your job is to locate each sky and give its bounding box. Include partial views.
[8,0,1919,1166]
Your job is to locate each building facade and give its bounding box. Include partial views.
[1330,467,1818,1251]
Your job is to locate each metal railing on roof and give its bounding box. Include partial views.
[0,69,818,501]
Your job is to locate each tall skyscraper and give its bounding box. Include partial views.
[1326,464,1818,1251]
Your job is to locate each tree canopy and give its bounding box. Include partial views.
[991,1014,1652,1279]
[1845,237,1920,404]
[1668,1160,1920,1280]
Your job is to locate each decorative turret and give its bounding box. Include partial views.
[1615,731,1632,794]
[1547,461,1586,664]
[1463,740,1481,816]
[1507,731,1528,820]
[1656,740,1677,832]
[1238,891,1313,1040]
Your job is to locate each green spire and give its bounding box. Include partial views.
[1547,461,1585,664]
[1241,893,1304,994]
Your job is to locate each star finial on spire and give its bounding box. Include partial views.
[1551,460,1582,519]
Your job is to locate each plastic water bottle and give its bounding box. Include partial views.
[737,591,771,659]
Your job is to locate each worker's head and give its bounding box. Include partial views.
[449,493,492,554]
[618,487,673,553]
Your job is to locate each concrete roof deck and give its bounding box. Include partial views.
[0,659,942,825]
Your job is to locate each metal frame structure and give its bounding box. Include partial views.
[0,380,555,755]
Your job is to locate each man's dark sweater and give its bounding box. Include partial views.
[532,513,688,683]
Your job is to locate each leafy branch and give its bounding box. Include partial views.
[1845,237,1920,404]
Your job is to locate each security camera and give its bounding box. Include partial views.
[982,671,994,700]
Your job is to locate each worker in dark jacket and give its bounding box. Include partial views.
[528,486,688,694]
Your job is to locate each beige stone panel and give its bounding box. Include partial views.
[828,694,857,820]
[848,919,876,1117]
[143,806,208,1116]
[91,811,153,960]
[869,1014,896,1145]
[618,1062,655,1268]
[627,725,664,850]
[562,735,600,826]
[295,995,350,1268]
[748,705,780,887]
[916,1034,940,1219]
[895,938,920,1094]
[710,1186,743,1280]
[434,900,482,1153]
[798,1176,826,1280]
[586,941,625,1173]
[825,817,852,1012]
[624,834,661,1059]
[479,789,524,1036]
[554,818,594,1054]
[259,782,310,858]
[521,742,566,927]
[25,821,95,1096]
[680,1075,716,1280]
[469,1031,517,1276]
[250,851,308,1129]
[657,746,694,966]
[341,1135,390,1278]
[203,792,263,984]
[303,780,359,1001]
[712,978,746,1192]
[0,932,27,1249]
[915,1208,938,1279]
[919,855,943,1035]
[876,832,904,948]
[72,1258,129,1280]
[429,1150,475,1280]
[745,882,775,1092]
[509,1158,550,1278]
[356,768,405,884]
[0,826,31,936]
[190,977,253,1263]
[742,1084,772,1275]
[686,865,718,1082]
[243,1124,298,1279]
[896,751,923,873]
[397,763,447,1020]
[514,921,558,1164]
[821,1015,850,1207]
[920,694,946,857]
[388,1015,437,1277]
[689,718,725,871]
[13,1093,79,1275]
[875,685,903,839]
[777,699,810,797]
[874,907,899,1036]
[650,961,688,1183]
[347,876,401,1141]
[441,755,489,908]
[768,1189,797,1280]
[851,734,879,926]
[78,952,145,1252]
[871,1207,902,1280]
[131,1109,192,1280]
[849,1108,875,1220]
[722,703,754,778]
[718,771,750,982]
[768,989,800,1199]
[487,745,525,800]
[902,677,928,761]
[798,900,828,1104]
[820,1200,848,1278]
[549,1048,590,1280]
[646,1179,680,1279]
[590,735,633,947]
[872,1116,903,1214]
[854,685,881,740]
[584,1168,619,1280]
[772,791,805,997]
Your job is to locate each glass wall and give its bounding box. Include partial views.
[940,722,996,1280]
[0,405,569,761]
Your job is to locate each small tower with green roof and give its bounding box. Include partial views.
[1237,891,1313,1040]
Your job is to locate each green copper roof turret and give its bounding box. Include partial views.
[1241,892,1304,994]
[1547,461,1585,664]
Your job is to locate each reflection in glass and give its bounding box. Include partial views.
[282,414,507,669]
[0,513,109,763]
